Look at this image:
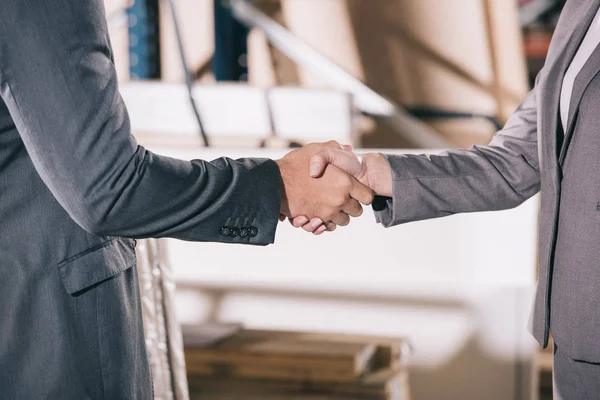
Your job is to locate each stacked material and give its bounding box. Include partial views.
[185,328,411,400]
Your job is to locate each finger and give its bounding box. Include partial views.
[342,198,363,218]
[330,211,351,227]
[290,216,309,228]
[303,218,324,233]
[313,224,328,236]
[279,214,286,222]
[324,140,343,149]
[325,222,337,231]
[349,179,375,206]
[310,149,362,178]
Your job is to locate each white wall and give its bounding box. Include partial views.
[148,147,539,400]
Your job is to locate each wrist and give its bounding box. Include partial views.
[363,153,392,197]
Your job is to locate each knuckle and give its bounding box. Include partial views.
[337,175,351,190]
[328,149,337,162]
[336,195,348,206]
[320,149,334,164]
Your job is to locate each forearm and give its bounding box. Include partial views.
[372,145,541,227]
[4,77,282,241]
[371,86,541,227]
[78,147,282,242]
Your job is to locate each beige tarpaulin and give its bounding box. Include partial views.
[136,239,189,400]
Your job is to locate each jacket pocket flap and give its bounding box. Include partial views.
[59,239,136,295]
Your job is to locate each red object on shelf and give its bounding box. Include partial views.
[524,30,553,58]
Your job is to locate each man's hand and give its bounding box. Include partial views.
[289,146,392,234]
[276,142,374,231]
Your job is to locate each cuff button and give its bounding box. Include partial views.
[230,228,240,237]
[239,228,249,238]
[220,227,231,237]
[249,226,258,237]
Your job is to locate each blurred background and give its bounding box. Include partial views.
[104,1,567,399]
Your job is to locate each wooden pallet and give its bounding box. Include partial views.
[185,328,411,400]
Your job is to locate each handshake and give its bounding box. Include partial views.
[275,141,392,235]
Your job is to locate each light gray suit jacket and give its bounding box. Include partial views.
[0,1,281,399]
[374,0,600,363]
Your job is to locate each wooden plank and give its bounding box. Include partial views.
[190,393,386,400]
[185,329,378,382]
[188,368,409,400]
[241,330,408,371]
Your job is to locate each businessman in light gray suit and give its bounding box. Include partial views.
[305,0,600,397]
[0,0,374,399]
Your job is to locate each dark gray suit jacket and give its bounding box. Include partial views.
[0,1,281,399]
[374,0,600,363]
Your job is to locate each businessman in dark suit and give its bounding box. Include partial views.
[306,1,600,397]
[0,1,374,398]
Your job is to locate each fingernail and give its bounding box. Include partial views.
[298,216,309,225]
[310,164,320,177]
[315,225,327,235]
[311,219,323,228]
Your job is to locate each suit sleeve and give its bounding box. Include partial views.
[373,82,541,227]
[0,0,281,244]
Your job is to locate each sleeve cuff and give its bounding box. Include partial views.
[249,159,282,245]
[372,154,400,227]
[213,158,281,246]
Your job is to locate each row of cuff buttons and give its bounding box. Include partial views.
[220,226,258,238]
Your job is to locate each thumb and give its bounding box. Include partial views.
[310,148,363,179]
[309,148,334,178]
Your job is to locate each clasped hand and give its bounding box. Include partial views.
[276,141,392,235]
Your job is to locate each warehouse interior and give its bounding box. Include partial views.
[102,1,564,399]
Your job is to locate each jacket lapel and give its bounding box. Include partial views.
[542,0,600,168]
[560,42,600,164]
